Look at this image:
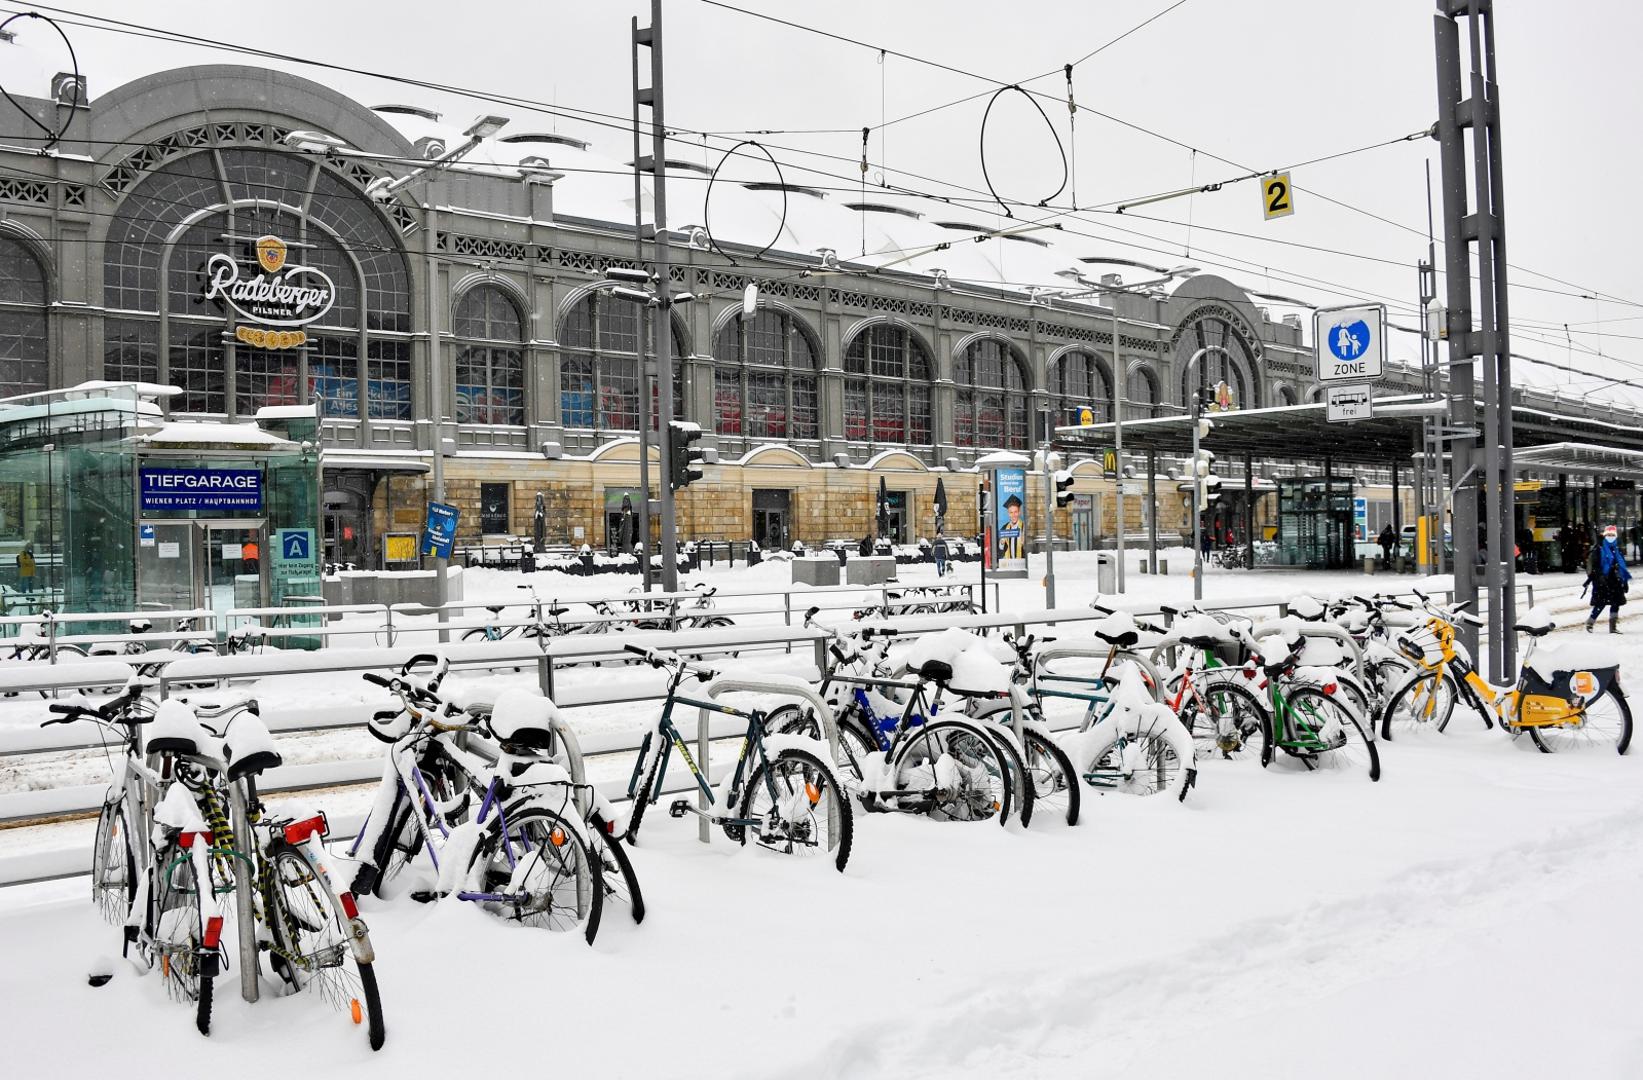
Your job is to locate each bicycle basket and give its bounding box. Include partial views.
[1396,624,1443,665]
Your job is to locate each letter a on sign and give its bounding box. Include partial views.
[1262,172,1294,220]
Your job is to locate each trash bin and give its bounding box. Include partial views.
[1095,552,1116,594]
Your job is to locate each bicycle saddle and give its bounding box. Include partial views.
[917,658,954,684]
[222,711,283,781]
[146,700,218,759]
[488,688,560,752]
[485,605,505,615]
[1513,621,1553,638]
[1093,611,1140,648]
[547,605,570,618]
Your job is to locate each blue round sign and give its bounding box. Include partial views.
[1327,320,1372,362]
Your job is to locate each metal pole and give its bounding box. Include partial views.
[1147,448,1158,573]
[1112,305,1125,592]
[630,17,654,591]
[425,208,449,643]
[1244,453,1255,571]
[1041,436,1057,608]
[646,0,680,594]
[1191,384,1203,601]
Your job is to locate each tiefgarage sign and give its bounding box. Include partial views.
[204,235,336,350]
[140,467,263,512]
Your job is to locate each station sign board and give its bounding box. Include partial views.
[140,467,263,512]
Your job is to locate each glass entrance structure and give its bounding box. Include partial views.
[1275,476,1355,569]
[0,385,321,624]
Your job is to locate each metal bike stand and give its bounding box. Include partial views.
[1247,620,1366,681]
[704,675,845,847]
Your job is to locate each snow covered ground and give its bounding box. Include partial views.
[2,550,1639,1077]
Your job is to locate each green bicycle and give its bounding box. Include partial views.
[1236,625,1381,781]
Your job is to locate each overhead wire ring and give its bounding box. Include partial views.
[703,139,787,266]
[978,84,1068,218]
[0,12,80,150]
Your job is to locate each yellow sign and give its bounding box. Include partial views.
[255,234,288,274]
[1101,448,1118,480]
[1262,172,1294,220]
[235,325,308,350]
[383,534,418,563]
[1078,406,1094,427]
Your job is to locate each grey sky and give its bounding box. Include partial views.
[9,0,1641,398]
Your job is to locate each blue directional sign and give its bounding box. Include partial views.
[275,528,314,565]
[423,502,459,560]
[1314,304,1386,383]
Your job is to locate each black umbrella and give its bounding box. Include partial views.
[876,475,890,538]
[932,477,948,536]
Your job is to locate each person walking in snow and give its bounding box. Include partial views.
[1585,523,1631,633]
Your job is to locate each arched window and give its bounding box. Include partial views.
[454,286,525,425]
[101,148,412,418]
[1049,351,1110,427]
[712,308,818,439]
[1174,311,1258,411]
[954,338,1030,450]
[1126,367,1160,419]
[559,291,688,431]
[843,324,932,444]
[0,235,48,399]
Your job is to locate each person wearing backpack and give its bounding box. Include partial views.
[1585,524,1632,633]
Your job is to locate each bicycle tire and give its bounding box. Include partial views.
[360,791,422,898]
[153,846,213,1034]
[469,805,603,940]
[980,724,1032,827]
[1274,686,1380,781]
[92,797,136,925]
[737,746,853,872]
[887,719,1011,824]
[1378,670,1458,741]
[1075,707,1197,801]
[589,812,645,925]
[1022,727,1081,825]
[1530,683,1633,755]
[264,841,386,1049]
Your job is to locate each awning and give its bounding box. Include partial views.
[1511,442,1643,481]
[322,453,431,475]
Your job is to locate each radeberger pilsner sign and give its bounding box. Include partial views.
[204,234,336,349]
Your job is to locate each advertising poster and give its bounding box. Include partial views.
[993,467,1028,570]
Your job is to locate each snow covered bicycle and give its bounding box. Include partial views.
[621,644,853,871]
[1380,599,1632,753]
[1232,624,1381,780]
[350,656,605,940]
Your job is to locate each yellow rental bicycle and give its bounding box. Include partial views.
[1378,594,1631,754]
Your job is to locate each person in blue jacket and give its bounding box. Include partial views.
[1585,523,1632,633]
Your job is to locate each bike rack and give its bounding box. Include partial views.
[1035,643,1165,703]
[1247,619,1365,680]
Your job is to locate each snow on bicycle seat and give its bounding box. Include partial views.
[489,688,561,751]
[1287,595,1326,620]
[894,627,1011,695]
[1526,640,1621,681]
[222,710,282,781]
[1513,606,1556,638]
[145,700,223,764]
[1092,610,1140,648]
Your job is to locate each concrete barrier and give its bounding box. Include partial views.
[322,566,465,610]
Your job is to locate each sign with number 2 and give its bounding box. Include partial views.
[1262,172,1294,220]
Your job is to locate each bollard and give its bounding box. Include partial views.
[698,704,711,844]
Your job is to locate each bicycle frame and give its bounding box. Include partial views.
[625,672,781,830]
[1402,614,1583,730]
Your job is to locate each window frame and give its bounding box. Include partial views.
[453,285,527,427]
[953,337,1032,451]
[712,307,820,441]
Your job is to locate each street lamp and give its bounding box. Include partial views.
[1054,264,1197,592]
[600,265,696,592]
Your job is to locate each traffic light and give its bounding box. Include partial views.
[1195,384,1215,414]
[668,420,705,489]
[1191,449,1221,503]
[1054,469,1075,507]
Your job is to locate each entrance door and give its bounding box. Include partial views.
[136,521,197,611]
[1070,495,1095,550]
[751,489,791,549]
[884,491,909,544]
[204,522,266,619]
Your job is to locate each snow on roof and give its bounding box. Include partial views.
[138,422,297,450]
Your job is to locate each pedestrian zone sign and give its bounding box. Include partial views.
[1313,304,1386,383]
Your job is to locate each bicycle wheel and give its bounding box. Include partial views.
[589,812,645,925]
[1022,728,1081,825]
[1076,709,1197,801]
[765,703,878,780]
[265,843,386,1050]
[888,719,1010,823]
[1530,684,1633,755]
[1179,679,1267,760]
[981,725,1032,827]
[1379,670,1458,741]
[358,790,424,898]
[737,746,853,872]
[1276,686,1380,781]
[92,797,137,924]
[153,849,215,1035]
[469,806,602,940]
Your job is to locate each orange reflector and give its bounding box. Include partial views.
[161,955,170,978]
[991,801,1001,811]
[549,828,567,847]
[805,782,821,806]
[350,998,363,1025]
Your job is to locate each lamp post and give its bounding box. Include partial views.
[602,268,696,592]
[1053,265,1197,592]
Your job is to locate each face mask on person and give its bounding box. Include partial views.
[1604,526,1619,543]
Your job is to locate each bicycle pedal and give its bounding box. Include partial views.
[668,799,691,818]
[408,889,440,905]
